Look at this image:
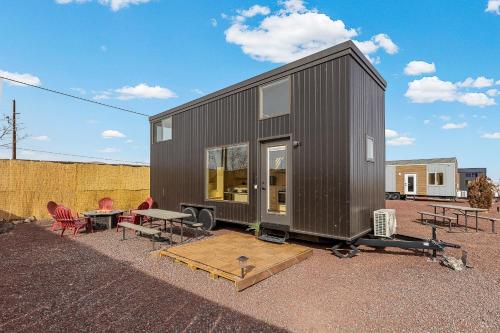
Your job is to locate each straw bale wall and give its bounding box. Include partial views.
[0,159,150,220]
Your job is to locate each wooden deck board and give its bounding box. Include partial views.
[159,232,313,291]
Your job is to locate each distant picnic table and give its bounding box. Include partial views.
[428,203,488,232]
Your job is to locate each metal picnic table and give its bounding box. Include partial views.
[132,209,192,245]
[428,204,488,232]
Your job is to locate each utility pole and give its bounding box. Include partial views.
[12,99,16,160]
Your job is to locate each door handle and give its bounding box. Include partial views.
[261,187,266,190]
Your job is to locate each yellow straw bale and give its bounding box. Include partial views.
[0,160,149,220]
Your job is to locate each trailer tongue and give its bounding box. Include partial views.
[330,209,462,260]
[331,224,461,259]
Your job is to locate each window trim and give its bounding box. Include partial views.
[258,76,291,120]
[366,135,375,163]
[205,142,250,205]
[153,117,173,143]
[428,172,445,186]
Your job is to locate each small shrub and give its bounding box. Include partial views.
[468,176,495,209]
[246,222,260,236]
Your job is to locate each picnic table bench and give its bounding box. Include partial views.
[118,222,161,250]
[476,216,499,234]
[133,209,202,245]
[417,211,458,232]
[428,204,488,232]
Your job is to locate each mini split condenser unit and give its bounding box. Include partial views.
[373,209,397,237]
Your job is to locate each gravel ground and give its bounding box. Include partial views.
[1,199,499,332]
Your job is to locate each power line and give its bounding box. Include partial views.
[0,146,149,165]
[0,75,150,117]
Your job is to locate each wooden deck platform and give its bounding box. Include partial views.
[158,232,313,291]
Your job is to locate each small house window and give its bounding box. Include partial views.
[154,117,172,142]
[259,77,290,119]
[206,143,248,203]
[366,136,375,162]
[428,172,444,185]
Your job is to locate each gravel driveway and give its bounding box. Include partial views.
[1,199,499,332]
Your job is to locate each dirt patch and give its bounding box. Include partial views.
[1,199,499,332]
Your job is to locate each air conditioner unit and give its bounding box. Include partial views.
[373,209,397,238]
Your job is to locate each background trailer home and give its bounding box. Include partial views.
[385,158,458,200]
[150,41,386,243]
[458,168,487,191]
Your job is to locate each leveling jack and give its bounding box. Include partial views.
[330,224,462,261]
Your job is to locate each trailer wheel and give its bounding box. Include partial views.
[182,207,198,223]
[198,208,216,231]
[390,193,400,200]
[385,193,390,200]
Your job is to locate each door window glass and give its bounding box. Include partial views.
[267,145,286,215]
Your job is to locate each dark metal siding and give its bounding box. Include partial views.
[151,86,290,225]
[348,57,386,237]
[151,51,385,240]
[290,56,351,238]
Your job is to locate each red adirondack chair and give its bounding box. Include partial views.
[47,201,60,231]
[116,201,149,232]
[98,197,114,211]
[53,206,92,237]
[145,196,154,209]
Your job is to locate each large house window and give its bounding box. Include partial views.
[428,172,444,185]
[154,117,172,142]
[259,77,290,119]
[206,144,248,203]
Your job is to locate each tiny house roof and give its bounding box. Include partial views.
[150,40,386,122]
[458,168,486,173]
[386,157,457,165]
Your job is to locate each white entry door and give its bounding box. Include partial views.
[404,174,417,195]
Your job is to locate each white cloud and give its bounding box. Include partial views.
[387,136,415,146]
[93,92,111,100]
[98,147,120,153]
[457,76,494,88]
[100,0,151,11]
[71,87,86,95]
[385,129,399,138]
[192,88,205,95]
[458,93,495,107]
[100,45,108,52]
[353,34,398,63]
[482,132,500,139]
[424,119,431,124]
[442,122,467,130]
[405,76,497,107]
[55,0,150,11]
[405,76,457,103]
[225,0,397,64]
[486,0,500,14]
[0,70,41,86]
[238,5,270,18]
[487,89,499,96]
[372,34,398,54]
[438,115,451,121]
[31,135,50,141]
[102,129,126,139]
[115,83,176,100]
[210,18,218,27]
[125,139,134,143]
[497,80,500,85]
[404,61,436,76]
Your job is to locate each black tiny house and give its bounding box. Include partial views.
[150,41,386,242]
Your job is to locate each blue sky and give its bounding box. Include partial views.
[0,0,499,180]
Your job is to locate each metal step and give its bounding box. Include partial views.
[258,233,286,244]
